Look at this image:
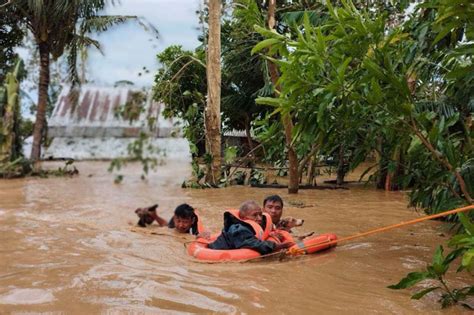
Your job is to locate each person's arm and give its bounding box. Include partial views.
[151,213,168,227]
[228,224,276,255]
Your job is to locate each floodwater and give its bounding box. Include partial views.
[0,160,472,314]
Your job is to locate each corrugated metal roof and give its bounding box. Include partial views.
[48,85,181,138]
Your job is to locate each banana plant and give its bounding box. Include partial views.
[0,59,22,165]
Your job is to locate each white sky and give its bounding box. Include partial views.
[88,0,201,87]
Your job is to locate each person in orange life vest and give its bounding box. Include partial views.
[263,194,284,226]
[262,195,298,243]
[208,200,295,254]
[152,203,206,236]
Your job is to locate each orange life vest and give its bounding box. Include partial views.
[225,209,272,240]
[193,210,206,234]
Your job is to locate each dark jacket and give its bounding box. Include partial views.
[208,212,275,255]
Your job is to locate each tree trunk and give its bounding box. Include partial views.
[306,156,316,186]
[31,42,50,161]
[267,0,298,194]
[204,0,222,185]
[375,136,387,189]
[336,145,345,186]
[385,147,401,191]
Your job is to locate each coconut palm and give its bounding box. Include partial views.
[6,0,146,161]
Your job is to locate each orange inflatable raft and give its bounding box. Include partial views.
[187,232,338,262]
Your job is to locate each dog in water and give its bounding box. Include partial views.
[276,217,304,231]
[135,204,159,227]
[276,217,314,240]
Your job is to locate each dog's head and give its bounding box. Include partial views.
[276,217,304,231]
[135,204,159,227]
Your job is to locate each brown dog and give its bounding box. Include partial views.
[276,217,304,231]
[135,204,159,227]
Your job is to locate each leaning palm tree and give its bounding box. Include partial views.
[5,0,145,161]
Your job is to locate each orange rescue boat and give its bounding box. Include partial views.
[187,232,338,262]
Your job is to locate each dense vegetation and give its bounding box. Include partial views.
[153,0,473,307]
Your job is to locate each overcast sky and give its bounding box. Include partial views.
[88,0,201,87]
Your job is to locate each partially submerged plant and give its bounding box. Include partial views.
[388,213,474,309]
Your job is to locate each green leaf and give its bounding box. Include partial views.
[433,21,460,45]
[337,57,352,82]
[363,59,386,81]
[458,213,474,235]
[255,97,287,107]
[388,272,432,289]
[461,249,474,271]
[251,38,283,55]
[446,64,474,80]
[432,246,449,276]
[411,287,440,300]
[371,78,382,103]
[400,102,414,116]
[432,245,444,266]
[317,101,328,125]
[223,146,238,164]
[254,25,285,40]
[449,234,474,248]
[444,248,465,265]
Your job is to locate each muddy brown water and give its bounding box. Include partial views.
[0,161,472,314]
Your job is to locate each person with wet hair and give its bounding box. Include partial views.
[166,203,204,235]
[263,194,284,225]
[135,203,206,236]
[208,200,294,254]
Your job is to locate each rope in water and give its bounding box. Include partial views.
[245,204,474,262]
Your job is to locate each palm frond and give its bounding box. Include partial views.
[66,40,80,88]
[135,17,160,39]
[415,100,457,118]
[80,15,137,33]
[71,34,103,53]
[28,0,44,19]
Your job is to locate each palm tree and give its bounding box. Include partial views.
[6,0,141,161]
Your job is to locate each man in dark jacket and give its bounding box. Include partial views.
[208,200,294,255]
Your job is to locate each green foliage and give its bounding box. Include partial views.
[251,2,473,308]
[0,59,24,164]
[108,132,163,182]
[153,45,207,155]
[0,157,32,178]
[389,213,474,309]
[114,91,147,124]
[253,0,472,211]
[249,168,267,186]
[221,0,273,136]
[224,146,238,165]
[0,7,24,83]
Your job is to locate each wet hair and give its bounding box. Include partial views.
[174,203,195,219]
[239,200,260,215]
[263,195,284,207]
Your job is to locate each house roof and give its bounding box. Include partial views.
[48,85,180,138]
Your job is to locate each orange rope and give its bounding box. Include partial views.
[252,205,474,261]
